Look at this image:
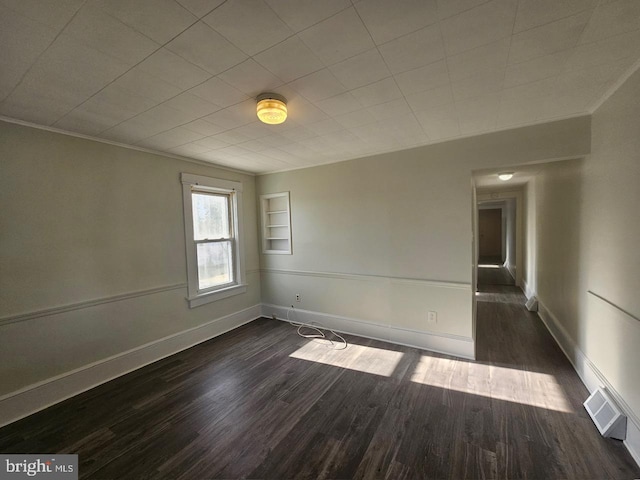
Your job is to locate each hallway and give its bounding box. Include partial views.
[478,256,516,286]
[475,283,638,478]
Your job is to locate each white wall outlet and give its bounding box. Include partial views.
[296,294,301,302]
[427,311,437,324]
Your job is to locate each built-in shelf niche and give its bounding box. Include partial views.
[260,192,292,254]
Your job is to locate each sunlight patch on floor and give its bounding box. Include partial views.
[290,341,403,377]
[410,355,574,413]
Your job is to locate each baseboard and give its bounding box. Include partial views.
[262,304,475,360]
[625,420,640,467]
[506,263,516,281]
[537,299,640,467]
[0,304,261,428]
[521,278,534,300]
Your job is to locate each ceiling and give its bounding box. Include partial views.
[2,0,639,174]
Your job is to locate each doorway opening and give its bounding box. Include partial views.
[478,201,515,287]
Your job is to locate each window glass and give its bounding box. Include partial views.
[192,193,230,240]
[196,241,233,290]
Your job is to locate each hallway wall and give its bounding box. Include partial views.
[531,159,584,338]
[530,66,640,462]
[504,198,516,280]
[523,178,537,299]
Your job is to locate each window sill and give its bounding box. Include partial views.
[186,284,247,308]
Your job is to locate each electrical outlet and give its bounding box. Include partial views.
[427,311,437,324]
[296,294,301,302]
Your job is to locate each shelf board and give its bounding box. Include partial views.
[266,224,288,228]
[266,210,287,214]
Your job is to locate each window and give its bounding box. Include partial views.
[181,173,246,308]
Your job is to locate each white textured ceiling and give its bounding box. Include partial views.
[1,0,639,174]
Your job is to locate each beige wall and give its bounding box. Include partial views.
[504,198,517,279]
[528,68,640,429]
[588,68,640,323]
[581,67,640,423]
[523,177,537,298]
[258,117,590,349]
[532,158,584,335]
[0,121,260,395]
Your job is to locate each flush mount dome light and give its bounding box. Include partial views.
[498,172,514,181]
[256,93,287,125]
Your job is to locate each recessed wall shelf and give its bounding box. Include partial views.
[260,192,292,255]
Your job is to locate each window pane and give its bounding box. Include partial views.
[197,241,233,290]
[192,193,230,240]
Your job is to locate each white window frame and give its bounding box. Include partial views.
[181,173,246,308]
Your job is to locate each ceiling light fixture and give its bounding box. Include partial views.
[498,172,514,181]
[256,93,287,125]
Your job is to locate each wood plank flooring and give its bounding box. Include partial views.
[1,288,638,479]
[478,256,516,286]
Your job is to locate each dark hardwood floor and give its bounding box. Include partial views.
[478,256,516,286]
[1,288,638,479]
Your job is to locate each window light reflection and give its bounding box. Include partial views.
[290,342,402,377]
[410,355,574,413]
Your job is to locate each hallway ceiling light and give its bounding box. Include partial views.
[498,172,514,181]
[256,93,287,125]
